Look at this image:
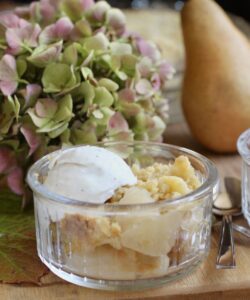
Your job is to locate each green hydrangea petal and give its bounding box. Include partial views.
[48,122,69,139]
[98,78,118,92]
[42,63,78,93]
[27,108,50,128]
[62,43,78,66]
[94,86,114,107]
[84,32,109,51]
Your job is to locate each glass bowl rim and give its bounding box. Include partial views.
[26,141,219,210]
[237,128,250,161]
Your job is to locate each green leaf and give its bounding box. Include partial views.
[0,190,48,284]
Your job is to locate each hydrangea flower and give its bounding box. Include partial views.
[0,0,174,202]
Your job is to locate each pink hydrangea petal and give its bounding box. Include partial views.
[40,17,73,44]
[21,125,41,156]
[107,9,126,34]
[0,81,18,96]
[7,167,24,195]
[118,88,135,103]
[137,39,160,62]
[0,54,18,95]
[25,84,42,105]
[6,23,41,53]
[39,24,56,44]
[55,17,74,40]
[0,13,29,28]
[35,98,58,118]
[135,79,152,95]
[151,73,161,91]
[159,62,175,82]
[0,54,16,77]
[109,112,129,133]
[40,0,57,22]
[27,24,41,47]
[81,0,94,10]
[6,28,22,51]
[0,147,15,173]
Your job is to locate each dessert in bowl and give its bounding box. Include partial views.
[27,142,219,290]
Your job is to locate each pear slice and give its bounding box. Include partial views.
[181,0,250,153]
[65,245,169,280]
[120,210,183,257]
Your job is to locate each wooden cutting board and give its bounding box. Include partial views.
[1,122,249,300]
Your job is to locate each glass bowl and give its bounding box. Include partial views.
[27,142,219,291]
[237,129,250,225]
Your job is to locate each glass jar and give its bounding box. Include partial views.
[237,129,250,225]
[27,142,219,290]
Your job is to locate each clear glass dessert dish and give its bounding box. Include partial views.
[27,142,219,291]
[237,129,250,225]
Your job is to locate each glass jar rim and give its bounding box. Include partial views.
[26,141,219,211]
[237,128,250,162]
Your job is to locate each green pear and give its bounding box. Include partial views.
[181,0,250,153]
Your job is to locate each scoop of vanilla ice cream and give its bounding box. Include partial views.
[44,146,137,204]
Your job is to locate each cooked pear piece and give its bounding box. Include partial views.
[181,0,250,153]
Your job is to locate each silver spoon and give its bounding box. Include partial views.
[213,177,241,269]
[213,180,250,238]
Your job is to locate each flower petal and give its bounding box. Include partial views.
[39,17,73,44]
[137,39,161,62]
[20,125,41,156]
[7,167,24,195]
[0,55,19,95]
[6,23,41,54]
[35,98,58,118]
[135,79,152,95]
[108,112,129,134]
[151,73,161,91]
[107,8,126,34]
[0,147,15,173]
[118,88,135,103]
[159,62,175,82]
[0,81,18,97]
[55,17,74,40]
[0,13,29,28]
[28,41,63,67]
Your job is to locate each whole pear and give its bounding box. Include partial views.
[181,0,250,153]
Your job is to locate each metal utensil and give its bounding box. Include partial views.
[213,221,250,238]
[213,177,241,269]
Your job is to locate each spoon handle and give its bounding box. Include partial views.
[233,223,250,238]
[216,215,236,269]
